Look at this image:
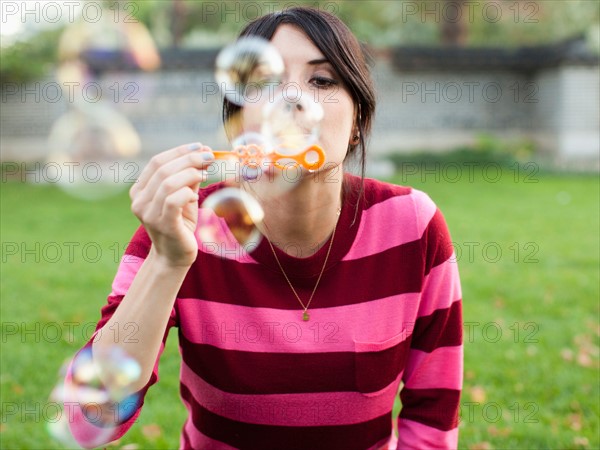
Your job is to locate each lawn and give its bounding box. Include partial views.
[1,167,598,449]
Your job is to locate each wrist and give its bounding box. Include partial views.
[145,247,194,275]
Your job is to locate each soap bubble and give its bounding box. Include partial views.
[262,94,324,157]
[45,15,160,201]
[199,188,264,255]
[48,347,141,448]
[46,103,141,201]
[215,36,284,106]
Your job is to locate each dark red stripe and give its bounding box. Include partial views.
[423,209,454,276]
[97,296,122,331]
[360,176,412,208]
[180,382,392,450]
[124,226,151,259]
[355,338,411,393]
[410,300,463,353]
[399,387,460,431]
[180,332,355,394]
[179,238,425,310]
[180,331,409,395]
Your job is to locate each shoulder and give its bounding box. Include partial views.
[347,174,439,229]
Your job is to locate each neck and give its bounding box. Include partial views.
[246,168,343,257]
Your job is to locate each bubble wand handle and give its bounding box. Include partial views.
[212,144,325,171]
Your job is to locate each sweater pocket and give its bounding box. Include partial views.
[353,331,410,397]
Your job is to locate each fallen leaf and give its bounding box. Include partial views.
[142,424,162,440]
[469,442,492,450]
[567,413,582,431]
[468,385,486,403]
[573,436,589,448]
[487,425,511,437]
[561,348,574,362]
[577,352,592,368]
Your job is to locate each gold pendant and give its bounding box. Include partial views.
[302,311,310,321]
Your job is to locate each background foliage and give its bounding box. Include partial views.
[1,0,599,85]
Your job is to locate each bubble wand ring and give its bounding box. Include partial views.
[212,144,325,171]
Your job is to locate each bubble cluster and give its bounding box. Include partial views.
[48,347,141,448]
[201,36,326,257]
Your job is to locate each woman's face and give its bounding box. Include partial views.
[241,24,356,170]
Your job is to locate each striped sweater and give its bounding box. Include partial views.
[68,174,463,449]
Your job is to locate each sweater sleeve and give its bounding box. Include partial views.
[64,226,178,449]
[396,191,463,449]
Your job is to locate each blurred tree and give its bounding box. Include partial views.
[441,0,468,46]
[0,28,63,88]
[2,0,597,86]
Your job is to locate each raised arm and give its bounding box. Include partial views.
[93,143,214,390]
[67,144,214,447]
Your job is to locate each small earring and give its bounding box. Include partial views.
[352,133,360,144]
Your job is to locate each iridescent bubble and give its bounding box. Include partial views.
[215,36,284,106]
[261,95,324,158]
[199,188,264,251]
[46,15,160,201]
[48,347,142,448]
[46,103,141,201]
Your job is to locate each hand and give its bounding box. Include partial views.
[130,143,214,268]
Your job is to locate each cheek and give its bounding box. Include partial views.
[319,98,354,154]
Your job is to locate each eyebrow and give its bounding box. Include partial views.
[307,58,331,66]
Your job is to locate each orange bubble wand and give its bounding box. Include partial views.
[212,143,326,171]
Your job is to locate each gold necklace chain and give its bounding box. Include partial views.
[266,207,341,321]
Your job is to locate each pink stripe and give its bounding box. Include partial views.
[178,293,420,353]
[343,190,436,261]
[110,255,145,297]
[181,360,401,426]
[196,208,259,263]
[180,413,238,450]
[402,346,463,390]
[396,418,458,449]
[418,259,462,318]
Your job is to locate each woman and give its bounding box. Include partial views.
[68,7,463,449]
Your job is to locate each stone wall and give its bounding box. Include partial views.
[1,48,598,169]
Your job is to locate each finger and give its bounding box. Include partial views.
[160,186,199,222]
[137,149,214,203]
[154,167,206,204]
[143,167,205,223]
[131,142,208,197]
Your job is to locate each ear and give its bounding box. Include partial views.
[349,128,360,145]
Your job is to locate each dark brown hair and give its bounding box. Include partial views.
[222,6,376,185]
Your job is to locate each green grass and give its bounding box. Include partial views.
[1,169,598,449]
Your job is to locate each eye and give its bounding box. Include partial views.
[310,76,337,89]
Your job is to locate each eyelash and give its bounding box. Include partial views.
[310,76,337,89]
